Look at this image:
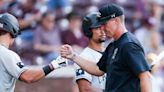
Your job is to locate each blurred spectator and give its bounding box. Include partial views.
[7,0,42,49]
[7,0,41,30]
[134,17,161,53]
[148,0,164,31]
[146,53,164,92]
[61,12,88,53]
[0,0,11,13]
[35,0,48,14]
[33,12,62,64]
[146,0,164,44]
[148,31,164,53]
[48,0,70,10]
[147,53,164,92]
[153,55,164,92]
[47,0,72,17]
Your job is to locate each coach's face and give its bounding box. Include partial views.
[91,27,106,43]
[101,18,118,38]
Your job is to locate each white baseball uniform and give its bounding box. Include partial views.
[75,47,106,90]
[0,45,28,92]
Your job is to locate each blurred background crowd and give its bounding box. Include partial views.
[1,0,164,91]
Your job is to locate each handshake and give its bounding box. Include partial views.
[50,45,77,69]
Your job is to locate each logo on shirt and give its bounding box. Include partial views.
[112,48,118,59]
[76,68,85,76]
[17,62,25,68]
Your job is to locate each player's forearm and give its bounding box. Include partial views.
[140,79,152,92]
[139,71,152,92]
[20,64,55,83]
[73,54,104,76]
[20,67,45,83]
[20,57,67,83]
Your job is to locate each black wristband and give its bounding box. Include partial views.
[43,65,53,76]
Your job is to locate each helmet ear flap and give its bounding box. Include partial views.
[84,28,93,38]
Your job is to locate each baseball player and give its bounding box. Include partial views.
[61,4,152,92]
[0,13,67,92]
[75,12,106,92]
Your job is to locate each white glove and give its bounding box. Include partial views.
[51,56,68,69]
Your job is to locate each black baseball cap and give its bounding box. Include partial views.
[98,4,124,24]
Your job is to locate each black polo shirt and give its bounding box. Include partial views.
[97,32,150,92]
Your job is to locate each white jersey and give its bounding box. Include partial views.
[75,47,106,90]
[0,45,28,92]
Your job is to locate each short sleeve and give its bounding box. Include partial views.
[122,43,150,76]
[97,49,108,73]
[75,68,92,82]
[3,51,28,79]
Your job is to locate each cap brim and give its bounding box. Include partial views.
[90,23,101,28]
[97,19,108,26]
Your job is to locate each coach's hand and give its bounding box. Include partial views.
[50,56,68,69]
[60,44,77,60]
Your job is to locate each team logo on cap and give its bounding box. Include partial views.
[0,23,3,28]
[111,13,116,18]
[97,12,101,17]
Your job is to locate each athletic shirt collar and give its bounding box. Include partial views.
[87,47,104,54]
[114,32,128,45]
[0,43,8,48]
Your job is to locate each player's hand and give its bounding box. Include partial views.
[50,56,68,69]
[60,44,76,60]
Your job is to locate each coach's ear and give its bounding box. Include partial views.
[113,17,121,26]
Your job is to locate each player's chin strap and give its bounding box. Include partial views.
[151,51,164,68]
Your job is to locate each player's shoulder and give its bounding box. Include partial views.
[81,47,92,53]
[0,46,19,58]
[80,47,91,56]
[81,47,100,55]
[80,47,101,58]
[9,50,19,57]
[0,46,21,64]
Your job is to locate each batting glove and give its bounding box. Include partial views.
[50,56,68,69]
